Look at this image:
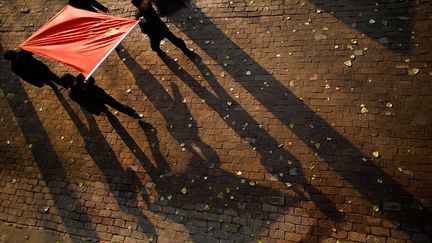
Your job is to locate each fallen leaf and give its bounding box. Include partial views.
[285,182,293,188]
[360,106,368,114]
[344,60,352,67]
[408,68,419,76]
[372,151,380,158]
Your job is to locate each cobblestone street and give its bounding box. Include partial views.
[0,0,431,242]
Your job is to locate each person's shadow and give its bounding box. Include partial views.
[153,0,190,17]
[54,92,158,242]
[168,4,431,239]
[161,53,346,241]
[1,45,100,242]
[306,0,413,52]
[117,49,342,241]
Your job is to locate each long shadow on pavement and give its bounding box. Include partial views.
[169,5,431,238]
[118,49,343,241]
[0,77,100,241]
[160,54,347,241]
[307,0,413,52]
[153,0,190,17]
[54,92,158,241]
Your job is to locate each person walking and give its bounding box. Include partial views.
[131,0,193,57]
[61,73,143,119]
[4,49,66,90]
[68,0,109,13]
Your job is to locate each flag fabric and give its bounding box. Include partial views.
[20,5,139,78]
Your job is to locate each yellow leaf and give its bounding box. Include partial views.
[344,60,352,67]
[360,107,368,114]
[408,68,419,75]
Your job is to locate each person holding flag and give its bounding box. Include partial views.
[61,73,144,119]
[132,0,194,57]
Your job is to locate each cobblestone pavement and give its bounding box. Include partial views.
[1,0,432,242]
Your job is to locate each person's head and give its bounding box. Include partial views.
[131,0,148,10]
[3,50,18,61]
[61,73,76,88]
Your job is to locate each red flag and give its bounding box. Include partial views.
[20,6,139,78]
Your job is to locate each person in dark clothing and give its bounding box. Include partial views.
[61,73,143,119]
[3,49,66,90]
[68,0,109,13]
[131,0,193,57]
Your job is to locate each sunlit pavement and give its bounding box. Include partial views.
[1,0,431,242]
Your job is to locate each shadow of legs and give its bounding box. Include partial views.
[55,92,158,240]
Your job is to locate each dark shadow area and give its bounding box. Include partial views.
[54,92,158,241]
[161,53,347,240]
[168,5,431,238]
[118,49,342,241]
[306,0,413,52]
[153,0,190,17]
[0,66,99,241]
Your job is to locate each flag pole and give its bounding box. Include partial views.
[85,20,140,80]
